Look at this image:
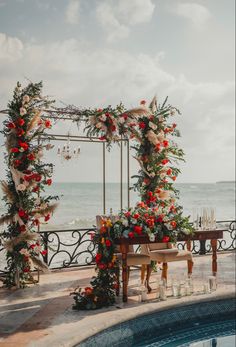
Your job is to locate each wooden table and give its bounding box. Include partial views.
[115,229,224,302]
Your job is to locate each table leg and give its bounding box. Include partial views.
[211,239,218,276]
[186,240,193,275]
[121,245,128,302]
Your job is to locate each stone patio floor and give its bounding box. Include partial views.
[0,252,235,347]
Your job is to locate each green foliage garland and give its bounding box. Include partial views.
[72,96,193,310]
[0,81,58,288]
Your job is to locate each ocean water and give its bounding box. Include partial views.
[0,182,235,231]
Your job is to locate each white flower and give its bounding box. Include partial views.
[146,130,160,146]
[19,248,30,257]
[119,117,125,124]
[121,218,128,227]
[149,172,156,178]
[89,116,96,125]
[158,115,164,121]
[157,131,165,142]
[149,121,157,130]
[35,198,41,205]
[158,190,170,200]
[131,218,137,224]
[149,234,155,242]
[20,107,27,116]
[99,114,107,122]
[17,184,27,191]
[96,122,102,129]
[37,150,44,158]
[22,95,30,104]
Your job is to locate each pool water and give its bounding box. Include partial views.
[136,318,235,347]
[78,299,236,347]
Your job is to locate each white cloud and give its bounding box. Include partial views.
[0,35,234,183]
[96,2,130,42]
[0,33,23,61]
[174,2,211,28]
[65,0,80,25]
[117,0,155,25]
[96,0,156,42]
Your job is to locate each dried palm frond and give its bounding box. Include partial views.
[26,112,41,133]
[30,256,50,273]
[32,202,58,217]
[0,214,14,226]
[133,156,151,178]
[4,232,38,252]
[124,107,151,119]
[1,181,15,203]
[10,166,24,187]
[5,131,17,152]
[13,214,25,226]
[149,96,158,113]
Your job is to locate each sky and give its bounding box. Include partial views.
[0,0,235,183]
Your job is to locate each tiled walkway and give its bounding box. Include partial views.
[0,252,235,347]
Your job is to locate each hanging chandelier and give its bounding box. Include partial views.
[57,134,80,161]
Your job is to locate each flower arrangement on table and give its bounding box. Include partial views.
[0,81,58,288]
[72,96,194,310]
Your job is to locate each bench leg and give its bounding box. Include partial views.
[162,262,168,282]
[146,264,152,293]
[141,264,146,284]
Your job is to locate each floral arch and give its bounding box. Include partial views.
[0,81,192,307]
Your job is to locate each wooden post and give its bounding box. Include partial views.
[140,264,146,284]
[162,263,168,281]
[186,240,193,276]
[120,242,129,302]
[211,239,218,276]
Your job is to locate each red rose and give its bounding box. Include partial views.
[163,140,169,148]
[23,267,30,273]
[19,142,29,151]
[27,153,35,161]
[14,159,21,167]
[105,239,112,247]
[166,168,172,175]
[84,287,93,295]
[172,176,176,181]
[35,174,42,182]
[124,211,131,218]
[170,221,177,228]
[18,118,25,126]
[133,213,140,219]
[44,214,50,222]
[99,136,106,141]
[33,219,40,226]
[172,123,177,128]
[30,244,36,249]
[44,120,51,128]
[155,144,161,152]
[140,100,146,105]
[95,253,102,263]
[11,147,19,153]
[161,159,169,165]
[156,216,163,223]
[128,232,134,238]
[32,186,39,192]
[147,191,153,198]
[111,125,116,132]
[7,122,16,129]
[18,209,25,217]
[139,122,146,129]
[162,236,170,243]
[16,128,25,137]
[41,250,47,256]
[98,263,107,270]
[133,225,142,234]
[122,113,128,120]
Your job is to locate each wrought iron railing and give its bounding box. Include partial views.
[0,220,235,273]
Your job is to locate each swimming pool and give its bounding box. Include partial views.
[78,298,236,347]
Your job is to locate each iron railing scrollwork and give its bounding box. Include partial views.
[0,220,235,273]
[176,220,236,254]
